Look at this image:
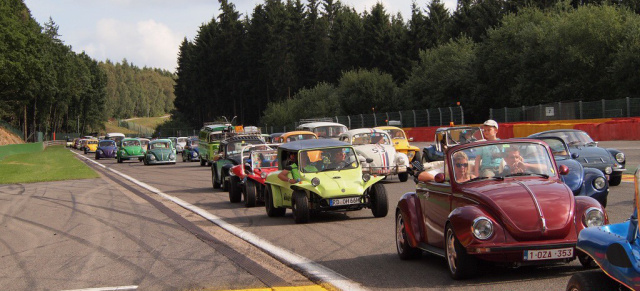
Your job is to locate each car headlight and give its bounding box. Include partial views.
[149,155,156,161]
[472,217,494,240]
[615,152,625,163]
[396,155,407,166]
[229,170,235,177]
[260,172,267,179]
[407,151,415,160]
[604,167,613,175]
[311,177,320,187]
[169,154,175,159]
[593,176,606,190]
[583,207,605,227]
[362,173,371,182]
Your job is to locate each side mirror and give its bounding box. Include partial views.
[571,153,579,159]
[409,137,414,142]
[366,158,374,163]
[558,165,570,175]
[434,173,446,183]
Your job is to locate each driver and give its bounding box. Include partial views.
[323,148,346,169]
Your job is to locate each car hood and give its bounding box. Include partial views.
[392,139,419,151]
[468,179,574,241]
[149,148,174,160]
[305,169,365,197]
[355,144,398,167]
[557,159,584,194]
[122,146,143,155]
[570,145,613,164]
[98,146,116,153]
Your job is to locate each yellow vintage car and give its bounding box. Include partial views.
[279,131,317,143]
[84,139,99,154]
[374,126,421,162]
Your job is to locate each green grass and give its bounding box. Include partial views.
[0,145,99,184]
[126,115,170,129]
[0,142,43,161]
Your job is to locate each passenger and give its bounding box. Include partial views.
[502,146,547,175]
[474,120,501,177]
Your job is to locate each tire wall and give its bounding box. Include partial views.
[402,117,640,142]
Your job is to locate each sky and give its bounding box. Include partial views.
[24,0,458,73]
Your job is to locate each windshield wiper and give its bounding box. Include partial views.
[469,176,503,182]
[504,172,549,179]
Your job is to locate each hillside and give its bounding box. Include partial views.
[0,127,25,146]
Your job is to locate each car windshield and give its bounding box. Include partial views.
[251,150,278,169]
[286,134,316,142]
[150,142,170,149]
[226,140,264,155]
[88,140,98,145]
[190,140,199,146]
[299,147,358,173]
[140,140,149,146]
[454,142,556,183]
[122,140,140,147]
[539,138,570,160]
[177,138,187,144]
[99,141,115,147]
[312,126,347,138]
[351,132,391,145]
[383,129,406,140]
[542,131,594,146]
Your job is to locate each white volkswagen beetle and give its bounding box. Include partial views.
[338,128,410,182]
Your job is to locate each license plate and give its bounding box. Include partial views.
[523,247,573,261]
[330,197,361,206]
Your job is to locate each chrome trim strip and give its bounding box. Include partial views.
[516,181,547,233]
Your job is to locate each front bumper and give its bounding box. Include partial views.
[364,165,407,175]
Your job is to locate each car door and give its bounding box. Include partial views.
[418,162,452,248]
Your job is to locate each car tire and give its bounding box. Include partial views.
[445,223,477,280]
[95,154,100,160]
[221,172,229,191]
[84,149,87,154]
[117,157,122,163]
[577,252,598,269]
[398,172,409,182]
[370,183,388,218]
[396,210,422,260]
[212,167,221,189]
[182,154,186,162]
[244,180,257,207]
[265,186,285,217]
[292,191,310,224]
[229,176,242,203]
[609,174,622,186]
[566,270,615,291]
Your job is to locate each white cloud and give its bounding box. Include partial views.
[85,18,180,71]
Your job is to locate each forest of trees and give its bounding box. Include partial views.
[174,0,640,128]
[0,0,175,140]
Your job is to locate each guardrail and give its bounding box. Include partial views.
[43,140,66,149]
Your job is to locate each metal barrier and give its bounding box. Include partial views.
[490,97,640,122]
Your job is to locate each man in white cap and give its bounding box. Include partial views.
[474,119,501,176]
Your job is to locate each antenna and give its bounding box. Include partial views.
[230,116,237,125]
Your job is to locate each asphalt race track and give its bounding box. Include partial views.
[3,140,639,290]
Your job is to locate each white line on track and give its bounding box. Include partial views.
[72,151,367,291]
[62,285,137,291]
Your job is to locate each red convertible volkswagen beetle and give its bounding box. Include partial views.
[395,139,608,279]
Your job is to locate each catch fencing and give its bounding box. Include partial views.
[490,97,640,123]
[263,106,465,134]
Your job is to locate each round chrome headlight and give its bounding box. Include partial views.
[229,170,235,177]
[362,173,371,182]
[149,155,156,161]
[397,155,407,165]
[593,177,606,190]
[583,207,605,227]
[169,154,175,159]
[311,177,320,187]
[604,167,613,175]
[472,217,494,240]
[260,172,267,179]
[407,151,415,160]
[615,152,625,163]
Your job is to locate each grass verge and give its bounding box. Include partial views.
[0,145,99,184]
[0,142,43,161]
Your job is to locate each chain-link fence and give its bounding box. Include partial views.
[490,97,640,123]
[262,106,465,134]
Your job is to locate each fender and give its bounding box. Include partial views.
[581,167,608,200]
[574,196,609,233]
[396,192,424,248]
[448,205,506,248]
[606,148,625,167]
